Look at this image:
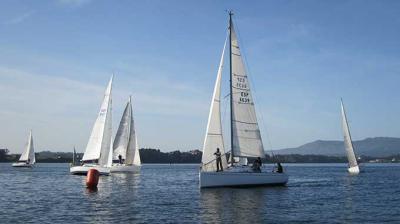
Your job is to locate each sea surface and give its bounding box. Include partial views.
[0,163,399,223]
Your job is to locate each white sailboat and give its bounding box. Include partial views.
[340,99,360,174]
[110,96,141,172]
[70,147,79,167]
[12,130,36,168]
[70,76,114,175]
[199,12,289,188]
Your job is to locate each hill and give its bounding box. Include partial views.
[276,137,400,157]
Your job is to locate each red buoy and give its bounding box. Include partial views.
[86,169,100,189]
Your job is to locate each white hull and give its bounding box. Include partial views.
[348,166,360,174]
[70,164,110,175]
[110,164,140,173]
[12,162,34,168]
[199,170,288,188]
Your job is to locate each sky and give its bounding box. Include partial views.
[0,0,399,153]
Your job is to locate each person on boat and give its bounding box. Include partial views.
[26,158,30,164]
[252,157,262,172]
[214,148,223,172]
[118,154,122,164]
[276,162,283,173]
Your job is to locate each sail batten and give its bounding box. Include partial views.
[341,99,358,169]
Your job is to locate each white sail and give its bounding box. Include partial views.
[230,24,265,158]
[132,133,141,166]
[340,99,358,169]
[113,98,131,161]
[125,97,137,165]
[113,96,141,166]
[18,130,35,164]
[201,36,228,172]
[107,136,113,167]
[82,76,113,166]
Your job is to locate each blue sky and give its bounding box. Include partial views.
[0,0,399,153]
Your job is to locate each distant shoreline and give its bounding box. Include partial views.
[1,148,399,164]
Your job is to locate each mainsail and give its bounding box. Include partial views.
[340,99,358,169]
[82,76,113,166]
[18,130,35,164]
[113,97,141,165]
[230,21,265,158]
[113,98,131,161]
[201,36,228,172]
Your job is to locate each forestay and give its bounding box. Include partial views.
[201,36,228,172]
[230,24,265,158]
[341,99,358,169]
[82,76,113,166]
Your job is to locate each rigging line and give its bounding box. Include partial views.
[234,18,277,163]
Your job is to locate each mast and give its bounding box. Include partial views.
[229,11,234,166]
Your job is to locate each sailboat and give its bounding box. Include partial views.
[70,147,79,167]
[199,12,289,188]
[12,130,36,167]
[340,98,360,174]
[70,76,114,175]
[110,96,141,172]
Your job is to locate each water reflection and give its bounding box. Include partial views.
[199,188,267,223]
[85,187,98,193]
[82,173,141,223]
[342,173,358,222]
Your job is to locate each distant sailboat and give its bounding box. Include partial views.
[199,12,288,188]
[70,147,79,167]
[12,130,36,168]
[110,96,141,172]
[340,99,360,174]
[70,76,114,175]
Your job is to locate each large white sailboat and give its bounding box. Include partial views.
[12,130,36,168]
[199,12,289,188]
[70,76,114,175]
[340,99,360,174]
[110,96,141,173]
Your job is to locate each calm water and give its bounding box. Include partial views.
[0,163,399,223]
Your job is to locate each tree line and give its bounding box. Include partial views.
[1,148,399,163]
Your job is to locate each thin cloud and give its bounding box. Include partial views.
[0,65,209,153]
[57,0,92,7]
[3,11,34,25]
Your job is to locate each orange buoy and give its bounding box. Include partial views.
[86,169,100,189]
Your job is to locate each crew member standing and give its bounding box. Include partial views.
[214,148,223,172]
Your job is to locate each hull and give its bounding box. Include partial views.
[200,170,289,188]
[110,164,140,173]
[12,162,34,168]
[70,164,110,175]
[348,165,360,174]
